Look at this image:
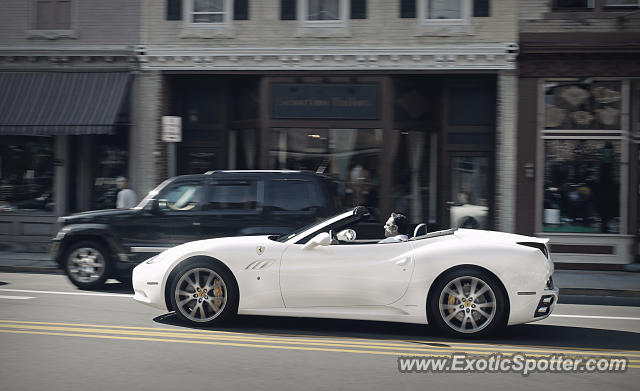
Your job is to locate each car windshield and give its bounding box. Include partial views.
[270,206,368,243]
[134,178,173,209]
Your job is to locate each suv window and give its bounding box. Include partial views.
[207,180,259,211]
[158,181,205,212]
[266,179,321,211]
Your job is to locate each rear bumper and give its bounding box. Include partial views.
[507,287,559,326]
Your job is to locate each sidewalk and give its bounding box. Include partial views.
[0,252,638,296]
[0,252,60,274]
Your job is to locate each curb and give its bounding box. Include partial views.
[559,288,640,298]
[0,266,63,274]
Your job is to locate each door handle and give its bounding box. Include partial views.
[192,222,201,226]
[395,257,410,266]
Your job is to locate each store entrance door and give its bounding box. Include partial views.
[446,154,492,230]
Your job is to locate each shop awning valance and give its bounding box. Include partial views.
[0,72,129,136]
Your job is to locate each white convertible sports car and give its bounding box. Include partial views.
[133,207,557,338]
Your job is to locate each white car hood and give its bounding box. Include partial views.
[155,235,275,260]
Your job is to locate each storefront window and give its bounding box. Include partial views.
[91,130,129,210]
[543,140,620,233]
[0,137,54,212]
[545,80,622,130]
[450,156,489,229]
[391,131,434,225]
[269,128,382,213]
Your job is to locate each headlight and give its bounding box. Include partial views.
[145,256,160,264]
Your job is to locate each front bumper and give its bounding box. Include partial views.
[132,261,168,311]
[50,240,61,262]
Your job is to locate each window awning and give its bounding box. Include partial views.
[0,72,130,136]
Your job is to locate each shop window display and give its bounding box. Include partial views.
[543,139,620,233]
[0,137,54,212]
[270,128,381,214]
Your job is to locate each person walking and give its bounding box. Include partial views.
[116,176,138,209]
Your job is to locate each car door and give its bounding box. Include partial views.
[279,240,414,308]
[199,176,265,238]
[122,178,206,257]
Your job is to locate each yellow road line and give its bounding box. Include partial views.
[1,319,639,356]
[1,322,639,362]
[1,328,639,369]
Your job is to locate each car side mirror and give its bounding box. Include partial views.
[336,229,356,242]
[303,232,332,250]
[150,199,166,214]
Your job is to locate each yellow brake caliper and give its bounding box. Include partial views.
[213,280,223,307]
[448,294,456,314]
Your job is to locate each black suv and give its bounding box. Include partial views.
[51,170,340,289]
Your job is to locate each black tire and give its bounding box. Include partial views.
[169,259,239,327]
[428,267,506,338]
[62,240,112,290]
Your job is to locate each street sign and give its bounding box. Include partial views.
[162,116,182,142]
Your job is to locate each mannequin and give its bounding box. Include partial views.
[378,213,409,243]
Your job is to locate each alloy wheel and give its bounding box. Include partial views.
[174,268,228,323]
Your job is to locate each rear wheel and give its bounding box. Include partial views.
[63,241,112,290]
[169,260,239,326]
[428,268,506,338]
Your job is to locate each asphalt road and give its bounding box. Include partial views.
[0,272,638,391]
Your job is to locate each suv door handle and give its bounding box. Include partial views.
[192,222,201,226]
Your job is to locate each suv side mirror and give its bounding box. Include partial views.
[303,232,332,250]
[150,199,165,214]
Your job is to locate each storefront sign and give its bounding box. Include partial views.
[162,116,182,142]
[272,84,378,120]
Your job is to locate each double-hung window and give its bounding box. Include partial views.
[29,0,75,39]
[417,0,472,35]
[188,0,230,24]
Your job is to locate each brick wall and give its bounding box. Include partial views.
[520,0,640,33]
[130,70,161,198]
[496,70,517,233]
[0,0,139,46]
[141,0,517,47]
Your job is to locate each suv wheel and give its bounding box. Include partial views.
[63,241,112,290]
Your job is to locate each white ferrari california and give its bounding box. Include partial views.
[133,206,557,338]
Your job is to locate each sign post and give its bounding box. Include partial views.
[162,116,182,177]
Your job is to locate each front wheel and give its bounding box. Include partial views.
[169,260,239,326]
[63,241,112,290]
[428,268,506,338]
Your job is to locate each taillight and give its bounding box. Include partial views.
[517,242,549,259]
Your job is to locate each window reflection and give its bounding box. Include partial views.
[543,140,620,233]
[270,128,381,215]
[450,157,489,229]
[391,131,434,225]
[0,137,54,212]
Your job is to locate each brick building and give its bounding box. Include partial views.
[137,0,519,236]
[0,0,140,251]
[517,0,640,265]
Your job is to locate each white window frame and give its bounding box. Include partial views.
[27,0,77,39]
[297,0,351,37]
[416,0,473,36]
[181,0,233,38]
